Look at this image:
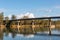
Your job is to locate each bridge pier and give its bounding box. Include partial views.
[17,21,21,32]
[49,18,51,35]
[32,20,35,33]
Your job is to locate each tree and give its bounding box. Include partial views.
[0,12,4,20]
[11,15,16,20]
[5,16,9,25]
[5,16,9,20]
[0,12,4,24]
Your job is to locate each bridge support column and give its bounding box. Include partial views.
[32,20,35,33]
[17,21,21,32]
[49,19,51,35]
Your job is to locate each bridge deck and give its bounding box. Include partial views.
[10,16,60,21]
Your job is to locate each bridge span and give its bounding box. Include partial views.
[7,16,60,35]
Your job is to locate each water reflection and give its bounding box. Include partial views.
[0,30,60,40]
[0,32,3,40]
[23,34,34,38]
[5,32,34,38]
[4,32,16,38]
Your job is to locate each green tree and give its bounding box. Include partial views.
[5,16,9,20]
[11,15,16,20]
[5,16,9,25]
[0,12,4,24]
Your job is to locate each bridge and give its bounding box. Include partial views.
[7,16,60,35]
[11,16,60,21]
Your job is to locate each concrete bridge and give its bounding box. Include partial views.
[6,16,60,35]
[0,16,60,35]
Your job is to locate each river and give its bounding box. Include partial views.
[0,30,60,40]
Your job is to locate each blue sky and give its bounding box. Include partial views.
[0,0,60,17]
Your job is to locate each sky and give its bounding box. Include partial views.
[0,0,60,18]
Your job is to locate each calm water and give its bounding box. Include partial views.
[0,30,59,40]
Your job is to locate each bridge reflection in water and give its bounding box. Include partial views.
[0,30,60,40]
